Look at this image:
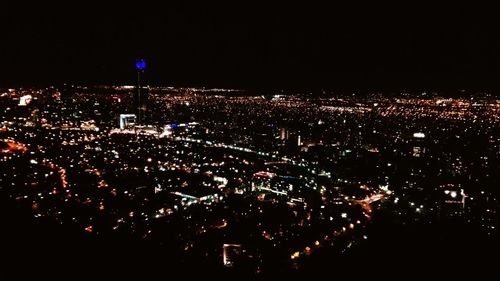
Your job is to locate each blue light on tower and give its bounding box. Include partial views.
[136,59,146,71]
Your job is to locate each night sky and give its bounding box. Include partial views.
[1,2,500,91]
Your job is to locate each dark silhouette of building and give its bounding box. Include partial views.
[135,59,148,124]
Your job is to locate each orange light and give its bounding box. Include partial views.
[84,225,93,233]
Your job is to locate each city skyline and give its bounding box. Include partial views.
[1,85,498,278]
[1,2,499,279]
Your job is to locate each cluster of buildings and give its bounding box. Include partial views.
[0,86,498,273]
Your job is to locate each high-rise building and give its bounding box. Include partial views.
[223,244,242,267]
[31,108,40,126]
[411,132,426,157]
[119,114,136,129]
[135,59,147,124]
[279,127,288,140]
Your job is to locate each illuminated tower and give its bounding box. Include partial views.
[411,132,426,157]
[135,59,146,124]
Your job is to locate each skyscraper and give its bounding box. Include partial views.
[411,132,426,158]
[280,127,289,140]
[135,59,147,124]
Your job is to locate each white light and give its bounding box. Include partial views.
[413,132,425,138]
[450,191,458,198]
[19,95,32,106]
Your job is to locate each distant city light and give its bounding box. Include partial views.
[1,85,498,274]
[450,191,458,198]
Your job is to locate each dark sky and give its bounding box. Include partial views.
[1,2,500,91]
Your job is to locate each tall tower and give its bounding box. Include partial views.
[135,59,146,125]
